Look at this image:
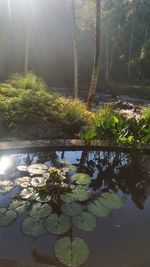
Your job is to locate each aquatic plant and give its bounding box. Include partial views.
[0,162,124,267]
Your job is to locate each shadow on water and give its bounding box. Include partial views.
[0,150,149,267]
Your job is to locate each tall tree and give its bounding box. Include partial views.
[87,0,101,111]
[72,0,79,98]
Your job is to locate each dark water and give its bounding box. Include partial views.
[0,150,150,267]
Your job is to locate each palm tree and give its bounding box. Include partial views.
[87,0,101,111]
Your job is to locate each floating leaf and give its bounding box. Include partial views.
[20,188,37,200]
[21,217,47,238]
[60,193,75,203]
[35,193,51,203]
[16,177,31,188]
[61,202,82,217]
[0,208,17,227]
[60,187,90,203]
[55,237,89,267]
[29,203,52,220]
[87,200,111,217]
[99,192,124,210]
[10,199,30,214]
[17,166,28,172]
[68,165,77,171]
[28,203,42,216]
[0,180,15,194]
[71,173,91,185]
[31,177,46,187]
[44,214,71,235]
[72,186,90,202]
[72,212,96,232]
[27,164,48,175]
[38,204,52,219]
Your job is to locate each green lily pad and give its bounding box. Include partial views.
[71,173,91,185]
[87,200,111,217]
[0,208,17,227]
[72,212,96,232]
[29,203,52,219]
[99,192,124,209]
[72,186,90,201]
[61,202,82,217]
[27,164,48,175]
[44,214,71,235]
[10,200,30,214]
[60,186,90,203]
[20,188,37,200]
[55,237,89,267]
[60,192,75,203]
[21,217,47,238]
[35,193,51,203]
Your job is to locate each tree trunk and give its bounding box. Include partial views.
[72,0,79,98]
[128,20,134,81]
[87,0,101,111]
[105,34,109,82]
[24,28,30,75]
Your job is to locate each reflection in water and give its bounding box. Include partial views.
[0,150,149,267]
[0,156,12,175]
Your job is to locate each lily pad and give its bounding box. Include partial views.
[71,173,91,185]
[72,212,96,231]
[17,165,28,172]
[21,217,47,238]
[29,203,52,219]
[20,188,37,200]
[0,180,15,194]
[87,200,111,217]
[10,200,30,214]
[27,164,48,175]
[72,186,90,202]
[31,177,46,187]
[0,208,17,227]
[60,192,75,203]
[44,214,71,235]
[60,187,90,203]
[61,202,82,217]
[16,177,31,188]
[99,192,124,210]
[55,237,89,267]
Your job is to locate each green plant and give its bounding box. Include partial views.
[80,106,150,146]
[8,72,47,91]
[59,98,93,135]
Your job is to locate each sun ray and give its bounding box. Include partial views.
[7,0,12,20]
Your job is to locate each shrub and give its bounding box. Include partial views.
[59,98,93,136]
[8,72,47,91]
[0,75,93,139]
[80,107,150,145]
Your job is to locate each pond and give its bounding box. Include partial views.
[0,150,150,267]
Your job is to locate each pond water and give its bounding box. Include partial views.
[0,150,150,267]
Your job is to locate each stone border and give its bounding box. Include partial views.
[0,140,149,154]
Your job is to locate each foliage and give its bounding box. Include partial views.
[0,75,92,139]
[55,237,89,267]
[72,212,97,231]
[0,159,124,266]
[8,72,47,91]
[59,98,93,135]
[80,107,150,145]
